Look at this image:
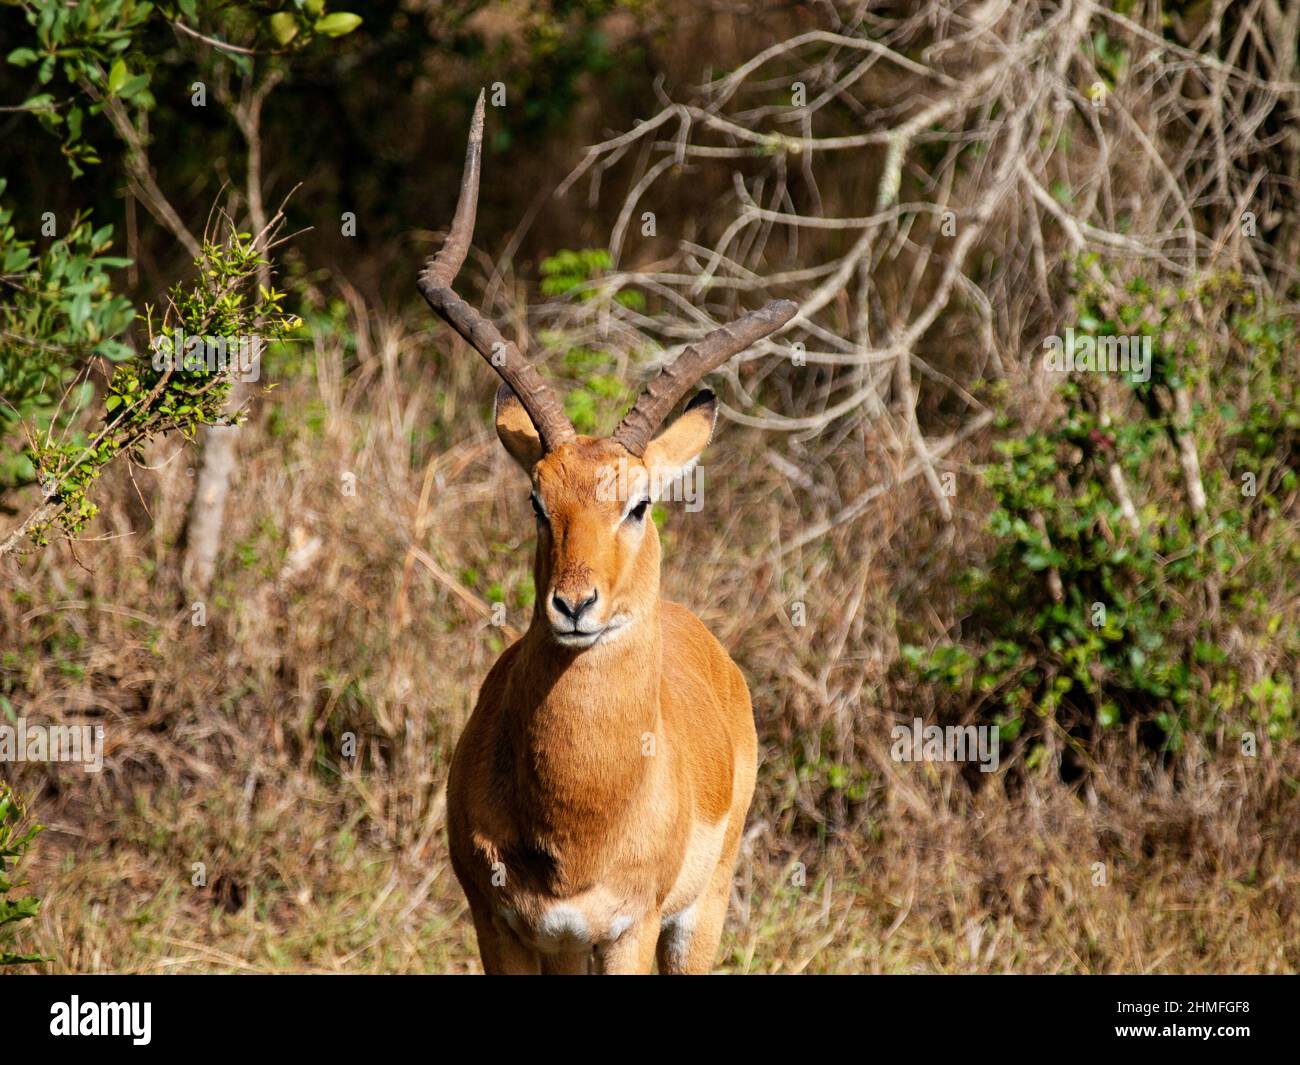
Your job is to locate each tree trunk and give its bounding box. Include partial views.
[182,403,244,595]
[179,70,278,597]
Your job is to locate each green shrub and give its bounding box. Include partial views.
[0,784,45,965]
[1,0,355,554]
[904,263,1298,761]
[11,225,299,547]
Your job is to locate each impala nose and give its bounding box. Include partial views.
[552,590,598,623]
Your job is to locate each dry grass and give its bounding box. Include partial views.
[3,300,1297,974]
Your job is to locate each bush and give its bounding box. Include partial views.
[0,784,45,965]
[904,263,1299,768]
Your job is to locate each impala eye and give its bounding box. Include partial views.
[626,497,650,523]
[529,493,547,522]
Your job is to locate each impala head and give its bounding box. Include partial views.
[418,92,797,650]
[494,385,720,647]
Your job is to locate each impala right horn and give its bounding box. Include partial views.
[612,299,798,456]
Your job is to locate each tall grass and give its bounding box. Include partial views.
[2,283,1295,973]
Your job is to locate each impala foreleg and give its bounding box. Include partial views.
[657,820,745,974]
[464,885,541,975]
[594,912,660,975]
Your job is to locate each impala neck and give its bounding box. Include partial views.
[504,601,663,821]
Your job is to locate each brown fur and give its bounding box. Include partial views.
[446,402,757,974]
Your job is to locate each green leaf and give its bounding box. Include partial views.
[314,12,362,36]
[0,951,49,965]
[116,75,149,100]
[0,895,39,928]
[19,94,56,115]
[107,58,127,95]
[269,12,300,46]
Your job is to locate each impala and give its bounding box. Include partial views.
[423,93,797,974]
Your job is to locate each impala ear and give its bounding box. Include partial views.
[495,383,544,470]
[641,390,717,498]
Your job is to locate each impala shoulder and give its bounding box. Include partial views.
[659,599,721,645]
[475,638,526,702]
[450,641,524,798]
[660,600,737,670]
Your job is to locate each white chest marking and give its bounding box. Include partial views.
[500,898,641,954]
[534,904,590,945]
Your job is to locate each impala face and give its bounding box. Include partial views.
[531,439,654,648]
[495,387,716,650]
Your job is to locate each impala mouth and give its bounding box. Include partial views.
[552,626,604,648]
[550,615,629,649]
